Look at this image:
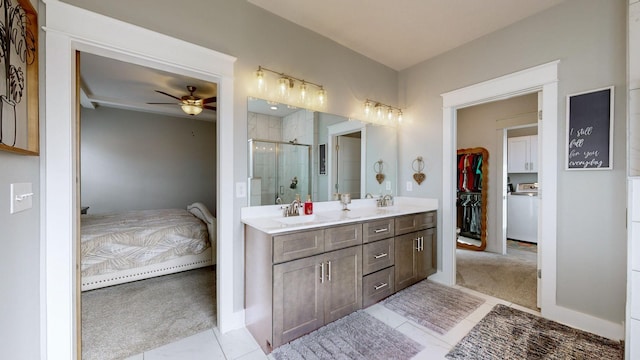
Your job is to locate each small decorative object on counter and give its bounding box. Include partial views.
[412,156,426,185]
[304,194,313,215]
[374,159,385,184]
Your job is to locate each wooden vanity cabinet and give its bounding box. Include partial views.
[246,223,362,353]
[394,211,437,291]
[245,210,437,353]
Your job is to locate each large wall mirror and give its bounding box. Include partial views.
[247,97,398,206]
[456,147,488,251]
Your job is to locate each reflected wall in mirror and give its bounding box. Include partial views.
[456,147,488,251]
[247,97,398,206]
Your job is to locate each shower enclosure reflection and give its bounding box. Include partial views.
[248,139,311,206]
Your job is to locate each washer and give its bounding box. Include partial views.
[507,183,538,243]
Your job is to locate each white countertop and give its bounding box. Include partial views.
[241,197,438,234]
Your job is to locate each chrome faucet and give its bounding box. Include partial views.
[377,194,394,207]
[282,198,301,217]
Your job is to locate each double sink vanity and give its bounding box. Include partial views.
[241,197,438,353]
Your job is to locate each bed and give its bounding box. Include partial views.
[81,202,216,291]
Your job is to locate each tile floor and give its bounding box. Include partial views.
[124,285,540,360]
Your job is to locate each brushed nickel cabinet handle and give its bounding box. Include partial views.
[374,228,389,233]
[374,282,388,290]
[374,253,388,259]
[320,262,325,283]
[327,261,332,282]
[415,237,420,250]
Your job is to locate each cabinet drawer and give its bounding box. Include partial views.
[395,211,436,235]
[362,218,395,243]
[362,238,394,275]
[325,224,362,252]
[363,266,395,307]
[273,229,325,263]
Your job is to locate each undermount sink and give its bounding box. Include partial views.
[275,214,327,225]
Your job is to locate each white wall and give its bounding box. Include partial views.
[80,107,216,215]
[457,94,537,252]
[399,0,627,324]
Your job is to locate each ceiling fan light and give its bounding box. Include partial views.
[181,103,203,116]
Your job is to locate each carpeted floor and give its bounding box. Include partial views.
[446,304,624,359]
[456,240,538,310]
[271,310,424,360]
[81,266,216,360]
[382,279,485,334]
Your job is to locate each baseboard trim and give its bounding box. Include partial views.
[543,304,624,341]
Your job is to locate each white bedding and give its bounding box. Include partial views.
[81,208,211,278]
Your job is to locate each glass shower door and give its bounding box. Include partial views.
[249,139,311,206]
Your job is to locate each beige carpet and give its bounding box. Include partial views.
[446,304,624,359]
[81,266,216,360]
[456,240,538,310]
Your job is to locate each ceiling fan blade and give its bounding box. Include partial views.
[147,102,179,105]
[202,96,217,104]
[203,105,217,111]
[155,90,181,100]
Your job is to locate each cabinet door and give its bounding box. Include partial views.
[324,246,362,323]
[394,232,419,291]
[508,136,529,173]
[273,254,324,347]
[529,135,538,172]
[417,228,437,280]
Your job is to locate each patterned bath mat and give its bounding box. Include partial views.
[446,304,624,359]
[271,310,424,360]
[382,280,485,334]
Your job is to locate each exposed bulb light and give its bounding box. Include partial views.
[254,65,327,110]
[256,67,266,93]
[317,87,326,108]
[299,81,308,104]
[362,99,403,126]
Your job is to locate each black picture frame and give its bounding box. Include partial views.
[566,86,614,170]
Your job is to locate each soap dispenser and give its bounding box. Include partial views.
[304,194,313,215]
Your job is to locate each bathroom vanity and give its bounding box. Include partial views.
[241,198,438,353]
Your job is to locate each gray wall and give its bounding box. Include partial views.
[80,107,216,215]
[59,0,398,315]
[0,1,42,358]
[457,94,538,252]
[399,0,627,323]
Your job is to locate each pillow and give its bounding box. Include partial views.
[187,202,215,225]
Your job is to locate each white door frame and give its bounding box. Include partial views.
[43,1,237,359]
[437,60,558,315]
[327,121,366,199]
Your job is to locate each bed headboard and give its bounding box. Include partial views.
[187,202,216,245]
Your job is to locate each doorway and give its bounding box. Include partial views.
[439,61,559,320]
[334,132,362,199]
[454,94,540,310]
[77,51,219,358]
[43,3,237,358]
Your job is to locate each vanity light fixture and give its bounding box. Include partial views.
[363,99,403,126]
[255,65,327,110]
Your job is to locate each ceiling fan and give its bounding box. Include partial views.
[147,85,217,116]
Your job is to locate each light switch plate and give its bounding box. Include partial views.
[10,182,33,214]
[406,181,413,192]
[386,181,391,190]
[236,182,247,198]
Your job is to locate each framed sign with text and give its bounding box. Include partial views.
[566,86,614,170]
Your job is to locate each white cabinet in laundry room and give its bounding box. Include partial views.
[507,135,538,173]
